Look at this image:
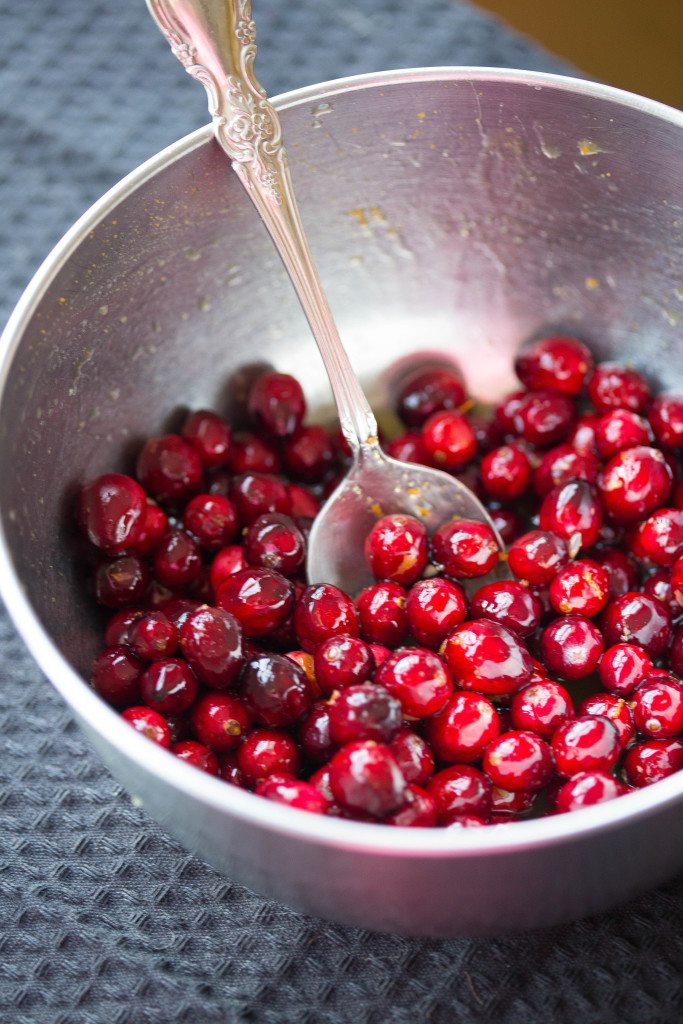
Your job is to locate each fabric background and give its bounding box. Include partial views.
[0,1,681,1021]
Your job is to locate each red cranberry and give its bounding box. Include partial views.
[539,480,603,553]
[532,444,599,498]
[568,414,600,453]
[209,545,247,592]
[670,624,683,676]
[488,507,522,546]
[603,592,672,658]
[219,753,244,786]
[374,647,452,719]
[248,371,306,438]
[648,393,683,449]
[313,636,374,695]
[256,774,327,814]
[227,432,281,475]
[480,445,531,501]
[121,706,171,748]
[328,684,402,744]
[390,728,434,785]
[139,658,198,715]
[421,411,476,469]
[183,494,238,551]
[424,691,499,763]
[636,509,683,567]
[508,530,568,584]
[431,519,499,579]
[173,740,220,775]
[94,555,149,608]
[623,737,683,787]
[364,514,429,586]
[384,784,437,827]
[153,531,202,588]
[594,409,653,459]
[632,677,683,738]
[386,431,432,466]
[218,567,294,638]
[298,702,334,764]
[600,643,652,696]
[427,765,492,822]
[191,692,253,753]
[594,548,638,598]
[515,335,592,396]
[516,390,576,448]
[510,680,574,738]
[490,786,537,817]
[182,409,232,468]
[243,513,305,577]
[285,649,316,684]
[329,741,407,818]
[355,582,407,648]
[495,390,530,436]
[91,645,143,707]
[158,596,202,631]
[674,555,683,608]
[165,714,191,744]
[549,559,610,617]
[131,501,168,555]
[643,569,681,618]
[237,728,300,787]
[598,446,672,524]
[129,611,178,661]
[551,716,620,776]
[405,577,467,648]
[588,362,651,414]
[282,426,335,483]
[229,473,291,526]
[540,615,604,680]
[483,730,554,791]
[294,584,359,652]
[78,473,147,554]
[441,619,532,695]
[555,771,628,813]
[178,606,245,688]
[579,693,635,748]
[104,608,145,647]
[397,366,466,427]
[241,652,313,727]
[136,434,203,505]
[287,484,320,519]
[469,581,541,639]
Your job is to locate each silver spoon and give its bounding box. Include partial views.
[146,0,507,594]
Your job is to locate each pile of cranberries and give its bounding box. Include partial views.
[78,335,683,828]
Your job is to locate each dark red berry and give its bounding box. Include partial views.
[248,372,306,438]
[78,473,147,554]
[229,473,291,526]
[328,684,402,744]
[599,643,652,696]
[515,335,592,396]
[329,741,407,818]
[121,706,171,748]
[298,702,334,765]
[281,426,335,482]
[131,501,169,555]
[551,716,620,776]
[540,615,604,680]
[549,559,610,617]
[136,434,203,505]
[487,507,522,546]
[532,444,599,498]
[374,646,452,719]
[209,545,247,593]
[179,606,245,688]
[219,753,244,787]
[390,728,435,785]
[490,786,537,818]
[440,619,532,695]
[483,730,554,791]
[516,390,576,448]
[243,513,305,577]
[405,577,467,648]
[670,624,683,677]
[469,581,541,639]
[643,570,681,618]
[623,737,683,787]
[256,774,327,814]
[384,785,437,827]
[166,715,191,745]
[648,393,683,449]
[579,693,635,748]
[539,480,603,553]
[183,494,238,551]
[568,414,600,453]
[386,431,432,466]
[153,530,202,588]
[241,652,313,727]
[355,582,407,648]
[91,645,143,707]
[139,658,198,715]
[424,691,499,763]
[182,409,232,468]
[602,592,672,658]
[427,765,492,822]
[636,509,683,566]
[237,728,300,787]
[594,409,653,459]
[480,445,531,501]
[158,596,202,631]
[510,680,574,738]
[173,740,220,775]
[508,530,568,584]
[431,518,499,579]
[674,555,683,608]
[421,411,476,469]
[227,432,281,475]
[364,514,428,586]
[588,362,651,414]
[287,484,320,519]
[129,611,178,661]
[632,677,683,738]
[594,548,638,598]
[598,446,672,524]
[294,584,359,652]
[94,555,149,608]
[218,567,295,638]
[313,636,374,695]
[191,692,252,753]
[555,771,628,813]
[104,608,145,648]
[397,367,466,427]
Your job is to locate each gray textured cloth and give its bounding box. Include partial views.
[0,2,681,1022]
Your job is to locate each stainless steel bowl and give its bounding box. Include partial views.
[1,69,682,937]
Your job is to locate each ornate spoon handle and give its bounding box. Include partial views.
[146,0,378,451]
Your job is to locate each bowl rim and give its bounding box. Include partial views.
[1,65,682,858]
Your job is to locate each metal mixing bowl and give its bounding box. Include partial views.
[1,69,682,936]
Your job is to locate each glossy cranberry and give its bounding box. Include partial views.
[241,652,313,727]
[421,410,476,469]
[508,530,568,584]
[177,606,244,689]
[220,753,245,787]
[328,683,402,744]
[431,519,499,579]
[236,728,300,787]
[91,645,143,707]
[281,426,335,483]
[648,393,683,449]
[674,555,683,608]
[490,786,536,818]
[599,446,672,524]
[241,513,304,578]
[255,774,327,814]
[158,597,202,631]
[313,636,374,695]
[129,611,178,661]
[217,567,294,638]
[131,501,169,556]
[599,643,652,696]
[396,367,466,427]
[487,507,522,546]
[588,362,651,414]
[555,771,628,813]
[515,335,592,396]
[469,581,541,639]
[248,371,306,438]
[594,548,638,598]
[603,592,672,658]
[226,431,281,475]
[579,693,635,748]
[540,615,604,680]
[643,569,680,618]
[405,577,467,648]
[181,409,232,468]
[510,680,574,739]
[191,692,252,754]
[623,737,683,787]
[516,390,576,448]
[209,545,247,593]
[539,480,603,553]
[374,647,451,720]
[635,508,683,567]
[229,473,291,526]
[494,390,529,436]
[181,494,238,551]
[329,741,406,818]
[390,728,435,785]
[172,740,220,775]
[441,619,532,696]
[285,649,316,686]
[532,444,599,498]
[94,555,149,608]
[104,608,146,648]
[121,705,172,748]
[568,414,600,453]
[151,531,200,589]
[355,582,407,648]
[78,473,147,554]
[298,702,334,764]
[386,431,432,466]
[424,691,499,763]
[384,784,437,827]
[480,445,531,501]
[287,484,320,519]
[670,624,683,676]
[165,714,191,744]
[483,730,554,791]
[632,677,683,738]
[364,514,428,587]
[136,434,203,505]
[294,584,359,652]
[594,409,652,459]
[427,765,492,822]
[139,658,198,715]
[548,559,610,618]
[551,716,620,776]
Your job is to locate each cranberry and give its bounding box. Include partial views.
[177,606,244,688]
[287,484,320,519]
[255,774,327,814]
[209,545,248,592]
[598,446,672,524]
[424,691,499,763]
[469,581,541,639]
[431,519,499,579]
[579,693,635,748]
[94,555,149,608]
[549,559,610,617]
[78,473,147,554]
[248,371,306,438]
[166,714,191,744]
[540,615,604,680]
[131,501,169,556]
[588,362,651,414]
[129,611,178,661]
[182,494,238,551]
[217,567,294,638]
[480,445,531,501]
[397,367,466,427]
[298,702,334,764]
[282,426,335,482]
[551,716,620,776]
[121,706,171,748]
[635,509,683,566]
[405,577,467,648]
[594,548,638,598]
[229,473,291,526]
[600,643,652,696]
[91,645,143,707]
[294,584,359,652]
[483,730,554,791]
[568,414,600,453]
[648,393,683,449]
[138,658,198,715]
[313,636,374,695]
[364,514,428,586]
[603,592,672,658]
[421,411,476,469]
[136,434,203,505]
[191,692,252,753]
[539,480,603,552]
[227,432,281,475]
[441,619,532,695]
[643,569,681,618]
[219,753,244,786]
[623,737,683,787]
[488,507,522,546]
[328,683,402,744]
[374,647,452,719]
[172,740,220,775]
[490,786,537,818]
[670,624,683,676]
[158,596,202,631]
[182,409,232,468]
[237,728,300,787]
[594,409,653,459]
[329,741,406,818]
[241,652,313,727]
[508,530,568,584]
[386,431,432,466]
[152,530,202,589]
[674,555,683,608]
[385,784,437,827]
[390,728,435,785]
[532,444,599,498]
[242,513,305,577]
[355,582,407,648]
[510,680,574,738]
[427,765,492,822]
[555,771,628,813]
[632,677,683,738]
[515,335,593,396]
[104,608,146,647]
[516,390,576,448]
